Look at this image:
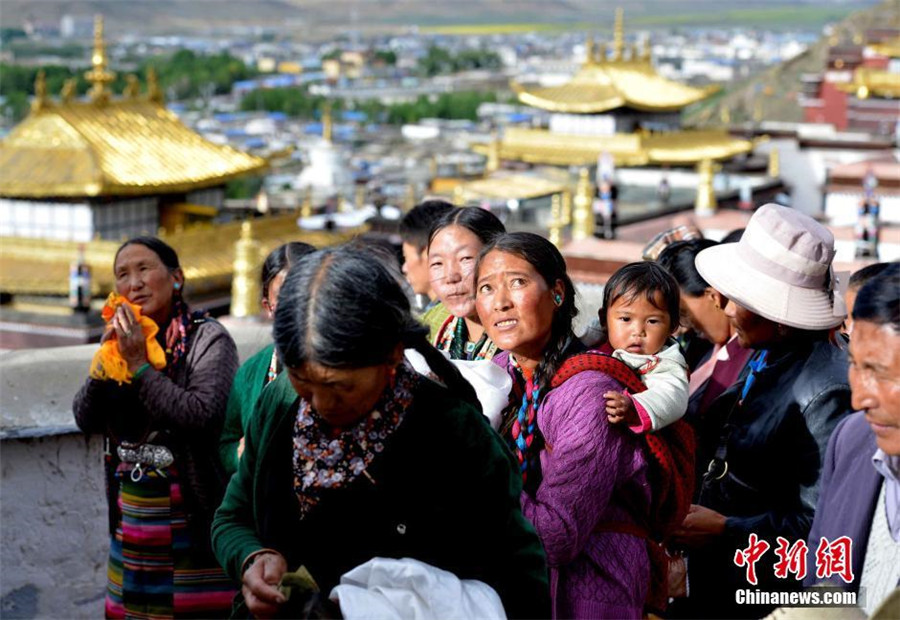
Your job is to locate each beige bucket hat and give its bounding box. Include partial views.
[694,203,846,330]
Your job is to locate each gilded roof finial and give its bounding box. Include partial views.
[642,37,652,63]
[597,41,607,64]
[32,70,48,112]
[584,35,595,66]
[572,167,595,241]
[230,221,262,318]
[694,159,717,216]
[84,15,115,103]
[612,7,625,61]
[60,78,77,103]
[630,42,639,61]
[146,67,164,104]
[322,101,333,142]
[124,74,140,99]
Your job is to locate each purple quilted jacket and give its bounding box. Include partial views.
[494,351,652,619]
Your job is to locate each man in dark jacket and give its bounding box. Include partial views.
[805,263,900,615]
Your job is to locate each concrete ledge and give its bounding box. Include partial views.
[1,319,273,439]
[0,318,274,619]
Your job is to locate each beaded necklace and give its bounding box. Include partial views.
[435,315,498,361]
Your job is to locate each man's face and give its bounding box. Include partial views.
[401,242,430,296]
[849,320,900,455]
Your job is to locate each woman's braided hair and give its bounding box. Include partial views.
[476,233,577,487]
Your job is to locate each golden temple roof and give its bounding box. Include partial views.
[0,213,364,297]
[481,127,754,167]
[512,10,717,114]
[869,36,900,59]
[836,67,900,99]
[453,174,568,202]
[0,16,266,199]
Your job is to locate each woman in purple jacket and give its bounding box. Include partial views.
[475,232,651,619]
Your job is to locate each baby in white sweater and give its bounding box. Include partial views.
[600,262,689,433]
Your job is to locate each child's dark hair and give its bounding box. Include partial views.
[261,242,316,300]
[848,262,892,292]
[600,262,680,332]
[399,200,454,252]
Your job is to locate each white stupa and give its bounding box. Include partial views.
[293,106,355,205]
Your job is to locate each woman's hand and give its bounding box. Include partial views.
[112,304,148,373]
[242,551,288,618]
[671,504,727,549]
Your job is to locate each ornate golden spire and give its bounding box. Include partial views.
[60,78,77,103]
[322,102,333,142]
[146,67,164,104]
[612,7,625,61]
[597,41,607,64]
[641,37,652,63]
[585,35,596,66]
[31,70,48,112]
[84,15,115,103]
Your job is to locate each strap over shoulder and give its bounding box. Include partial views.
[551,350,647,394]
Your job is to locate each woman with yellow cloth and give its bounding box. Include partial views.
[73,237,239,619]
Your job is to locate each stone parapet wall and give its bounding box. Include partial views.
[0,319,272,619]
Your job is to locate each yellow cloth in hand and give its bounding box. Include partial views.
[90,293,166,384]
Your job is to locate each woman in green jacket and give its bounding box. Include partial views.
[211,246,549,619]
[219,242,314,476]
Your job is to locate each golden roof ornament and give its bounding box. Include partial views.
[84,15,115,103]
[31,70,48,112]
[60,78,77,103]
[694,159,717,216]
[767,147,780,178]
[322,102,333,143]
[548,193,563,247]
[641,38,652,63]
[596,41,607,64]
[146,67,163,104]
[486,131,500,173]
[585,35,596,66]
[612,8,625,61]
[301,186,313,218]
[561,189,573,226]
[230,221,262,318]
[124,74,140,99]
[572,167,595,241]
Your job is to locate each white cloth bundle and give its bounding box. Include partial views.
[330,557,506,620]
[405,350,511,430]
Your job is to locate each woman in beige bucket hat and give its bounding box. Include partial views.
[668,204,854,619]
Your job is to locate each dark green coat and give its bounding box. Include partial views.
[219,344,275,476]
[211,372,550,619]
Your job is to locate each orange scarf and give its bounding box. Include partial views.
[90,293,167,384]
